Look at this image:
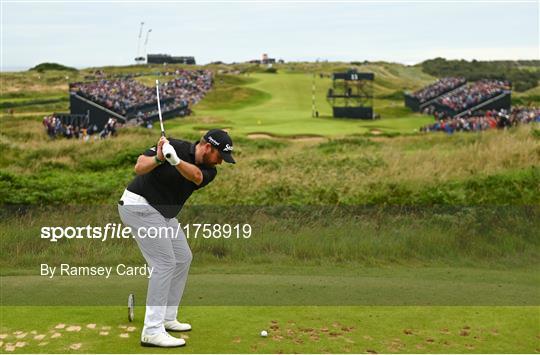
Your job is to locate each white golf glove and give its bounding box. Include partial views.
[162,142,181,166]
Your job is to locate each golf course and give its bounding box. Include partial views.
[1,61,539,353]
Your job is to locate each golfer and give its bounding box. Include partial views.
[118,129,235,347]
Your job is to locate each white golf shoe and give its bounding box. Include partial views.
[140,332,186,347]
[164,320,192,332]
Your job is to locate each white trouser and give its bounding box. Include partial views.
[118,190,192,335]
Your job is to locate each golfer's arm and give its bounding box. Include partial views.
[134,155,160,175]
[174,161,203,185]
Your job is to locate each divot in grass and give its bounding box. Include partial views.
[34,334,46,341]
[69,343,82,350]
[15,341,26,348]
[119,333,129,338]
[4,343,16,352]
[51,332,62,338]
[15,332,27,339]
[86,324,96,329]
[99,331,109,336]
[55,323,65,329]
[66,325,81,332]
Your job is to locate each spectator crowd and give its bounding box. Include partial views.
[421,107,540,133]
[411,77,466,103]
[70,69,213,120]
[433,80,511,113]
[42,115,119,140]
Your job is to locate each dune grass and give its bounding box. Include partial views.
[1,204,538,271]
[1,110,539,206]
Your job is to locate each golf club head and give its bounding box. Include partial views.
[128,293,135,322]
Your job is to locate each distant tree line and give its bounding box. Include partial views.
[421,58,540,92]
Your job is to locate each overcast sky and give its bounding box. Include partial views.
[1,1,539,70]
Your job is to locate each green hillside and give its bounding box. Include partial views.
[1,62,539,206]
[1,62,539,354]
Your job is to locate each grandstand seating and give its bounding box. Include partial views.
[406,78,511,118]
[68,70,212,129]
[405,77,467,112]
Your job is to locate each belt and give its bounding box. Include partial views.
[119,189,149,206]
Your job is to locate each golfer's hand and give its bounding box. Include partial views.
[157,137,167,161]
[163,142,181,166]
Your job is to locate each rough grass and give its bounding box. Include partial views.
[1,205,538,269]
[1,109,539,205]
[1,63,539,267]
[195,75,272,110]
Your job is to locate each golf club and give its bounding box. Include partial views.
[155,79,172,159]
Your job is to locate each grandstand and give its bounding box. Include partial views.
[406,78,512,118]
[67,70,212,129]
[147,54,196,65]
[405,77,467,112]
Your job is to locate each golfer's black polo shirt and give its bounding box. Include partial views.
[127,138,217,218]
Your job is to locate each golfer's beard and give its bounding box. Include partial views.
[202,152,215,167]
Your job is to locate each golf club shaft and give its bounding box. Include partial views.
[155,80,165,137]
[155,80,171,158]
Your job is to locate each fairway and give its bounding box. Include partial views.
[166,73,434,138]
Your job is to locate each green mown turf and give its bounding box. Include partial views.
[1,306,538,353]
[1,265,539,307]
[171,73,434,137]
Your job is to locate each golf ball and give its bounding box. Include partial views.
[260,330,268,337]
